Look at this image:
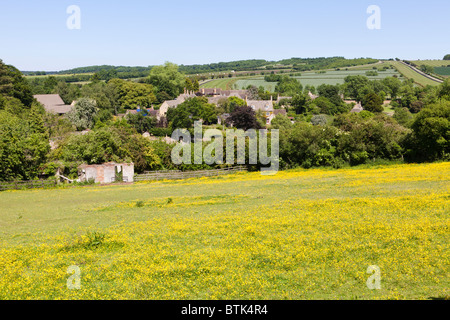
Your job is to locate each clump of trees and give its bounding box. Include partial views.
[167,97,217,129]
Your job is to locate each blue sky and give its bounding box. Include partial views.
[0,0,449,71]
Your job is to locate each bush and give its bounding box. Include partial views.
[406,101,450,161]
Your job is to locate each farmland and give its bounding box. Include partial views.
[411,60,450,68]
[410,60,450,77]
[0,162,448,300]
[390,61,441,87]
[202,68,402,91]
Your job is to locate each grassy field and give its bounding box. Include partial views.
[0,162,449,300]
[410,60,450,77]
[200,78,238,90]
[411,60,450,68]
[390,61,441,87]
[201,68,401,91]
[291,69,401,87]
[23,73,94,79]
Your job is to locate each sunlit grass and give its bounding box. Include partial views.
[0,162,449,300]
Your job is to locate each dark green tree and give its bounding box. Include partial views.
[362,92,384,113]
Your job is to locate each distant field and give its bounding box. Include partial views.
[202,68,402,91]
[235,79,278,91]
[0,162,449,299]
[291,69,401,87]
[410,60,450,77]
[24,73,94,79]
[411,60,450,68]
[434,67,450,76]
[200,78,238,90]
[390,61,441,87]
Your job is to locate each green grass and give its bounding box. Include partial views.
[291,69,401,87]
[200,78,238,90]
[23,73,94,79]
[0,163,449,300]
[411,60,450,68]
[235,78,278,91]
[390,61,441,87]
[434,67,450,76]
[202,68,402,91]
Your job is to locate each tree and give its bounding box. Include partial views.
[362,92,384,113]
[193,79,200,92]
[126,110,157,134]
[147,62,185,100]
[439,79,450,101]
[275,76,303,96]
[0,59,34,107]
[90,73,101,83]
[108,79,156,109]
[81,81,120,113]
[217,96,246,114]
[398,84,417,109]
[185,78,194,92]
[226,106,261,130]
[393,107,413,127]
[270,114,292,129]
[167,97,217,129]
[317,84,343,106]
[311,114,328,126]
[67,98,98,130]
[0,110,50,181]
[246,85,259,100]
[312,97,336,115]
[344,75,370,101]
[55,81,80,105]
[291,93,308,114]
[336,114,409,164]
[443,54,450,60]
[420,65,434,74]
[407,101,450,161]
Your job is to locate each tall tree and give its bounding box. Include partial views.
[0,60,34,107]
[362,92,384,113]
[67,98,98,130]
[226,106,261,130]
[147,62,185,100]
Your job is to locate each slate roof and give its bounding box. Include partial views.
[33,94,74,115]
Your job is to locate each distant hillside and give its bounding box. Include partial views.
[38,57,379,77]
[57,65,152,75]
[278,57,379,71]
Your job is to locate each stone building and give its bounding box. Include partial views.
[78,162,134,184]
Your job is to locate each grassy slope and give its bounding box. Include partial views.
[201,65,401,90]
[411,60,450,67]
[390,61,441,87]
[0,162,449,300]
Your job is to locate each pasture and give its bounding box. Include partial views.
[201,68,402,91]
[200,78,238,90]
[0,162,448,300]
[411,60,450,68]
[410,60,450,77]
[390,61,441,87]
[291,69,400,87]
